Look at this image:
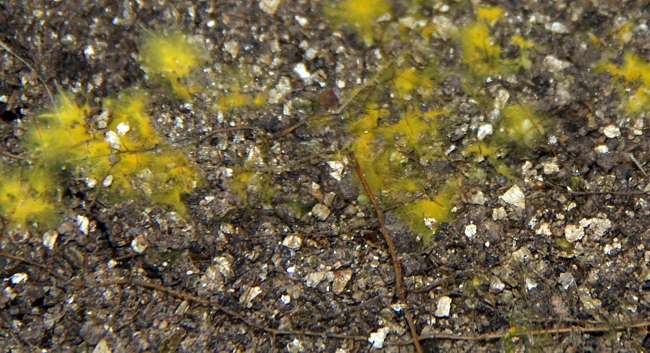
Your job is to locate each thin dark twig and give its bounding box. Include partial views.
[186,126,263,147]
[389,320,650,345]
[349,151,423,353]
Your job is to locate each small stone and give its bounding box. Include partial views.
[525,278,538,291]
[579,290,602,310]
[564,224,584,242]
[312,204,331,221]
[305,271,334,288]
[492,207,508,220]
[468,190,486,205]
[282,234,302,250]
[465,223,477,239]
[327,160,344,181]
[490,277,506,293]
[42,230,59,250]
[435,296,452,317]
[512,247,533,262]
[332,269,353,294]
[558,272,575,290]
[543,55,571,72]
[259,0,281,15]
[223,40,240,58]
[239,286,262,308]
[500,185,525,209]
[92,339,112,353]
[368,327,390,349]
[76,215,90,235]
[102,175,113,187]
[131,235,148,253]
[603,125,621,138]
[293,63,312,84]
[477,123,493,140]
[594,145,609,154]
[10,273,28,285]
[546,22,567,33]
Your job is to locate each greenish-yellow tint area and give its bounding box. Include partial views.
[501,104,546,144]
[323,0,391,46]
[596,52,650,113]
[1,89,200,229]
[476,6,504,25]
[138,29,208,100]
[0,168,59,228]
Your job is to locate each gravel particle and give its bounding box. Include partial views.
[282,234,303,250]
[42,230,59,250]
[603,124,621,138]
[332,269,352,294]
[543,55,571,72]
[131,235,148,253]
[465,223,477,239]
[558,272,575,290]
[311,204,331,221]
[500,185,525,209]
[435,296,452,317]
[546,22,568,33]
[564,224,584,242]
[259,0,281,15]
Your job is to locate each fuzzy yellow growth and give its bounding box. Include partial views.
[323,0,391,46]
[1,89,201,229]
[397,184,457,243]
[0,168,59,228]
[138,29,208,100]
[596,53,650,114]
[501,104,545,144]
[477,6,504,26]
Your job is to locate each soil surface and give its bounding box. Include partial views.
[2,1,650,352]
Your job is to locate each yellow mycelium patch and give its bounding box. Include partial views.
[138,29,208,100]
[461,22,502,77]
[1,89,200,229]
[477,6,504,25]
[501,104,545,144]
[596,53,650,115]
[323,0,391,46]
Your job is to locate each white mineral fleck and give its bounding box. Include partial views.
[131,235,148,253]
[564,224,584,242]
[525,278,538,291]
[332,269,353,294]
[468,190,486,205]
[104,130,121,150]
[102,175,113,188]
[594,145,609,153]
[259,0,281,15]
[579,217,612,239]
[92,339,111,353]
[76,215,90,235]
[465,223,477,239]
[536,222,552,236]
[543,161,560,174]
[269,76,292,104]
[500,185,525,209]
[10,273,28,285]
[492,207,508,220]
[558,272,575,290]
[543,55,571,72]
[546,22,568,33]
[490,277,506,293]
[116,121,130,135]
[327,160,345,181]
[368,327,390,349]
[603,124,621,138]
[293,63,312,84]
[512,247,533,262]
[240,286,262,308]
[435,296,452,317]
[312,204,331,221]
[477,123,493,140]
[280,294,291,304]
[42,230,59,250]
[294,15,308,27]
[494,89,510,109]
[579,290,602,310]
[282,234,302,250]
[305,271,334,288]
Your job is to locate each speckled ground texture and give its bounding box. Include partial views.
[3,0,650,352]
